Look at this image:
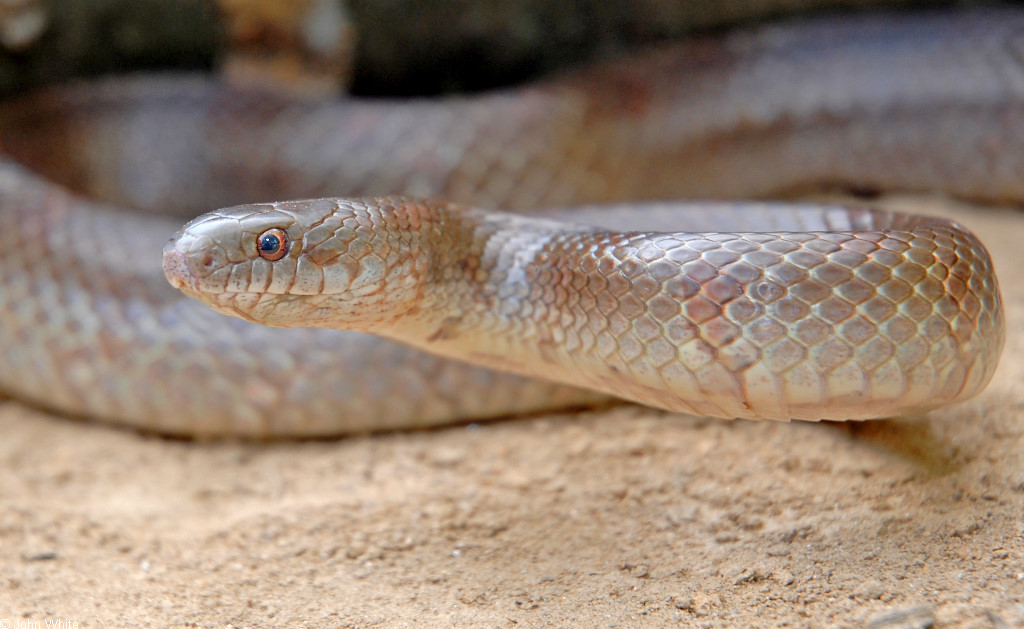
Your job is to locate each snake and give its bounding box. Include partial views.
[0,9,1012,437]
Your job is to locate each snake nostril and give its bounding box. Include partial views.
[201,253,214,267]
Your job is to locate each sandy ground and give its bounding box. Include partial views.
[0,195,1022,628]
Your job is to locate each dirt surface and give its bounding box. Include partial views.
[1,195,1022,628]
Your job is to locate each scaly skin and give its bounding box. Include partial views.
[164,197,1004,422]
[0,10,1017,435]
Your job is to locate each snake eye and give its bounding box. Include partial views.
[256,228,289,261]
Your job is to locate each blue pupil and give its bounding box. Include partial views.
[260,234,281,253]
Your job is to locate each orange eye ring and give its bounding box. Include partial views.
[256,228,289,261]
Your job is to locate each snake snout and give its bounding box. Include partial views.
[161,242,197,292]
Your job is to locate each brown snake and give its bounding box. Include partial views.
[0,10,1013,436]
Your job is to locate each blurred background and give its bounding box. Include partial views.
[0,0,998,98]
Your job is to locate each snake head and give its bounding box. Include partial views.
[162,197,434,330]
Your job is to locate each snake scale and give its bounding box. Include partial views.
[0,10,1013,436]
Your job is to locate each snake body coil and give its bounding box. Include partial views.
[0,10,1014,435]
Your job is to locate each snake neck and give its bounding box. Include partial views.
[385,205,613,377]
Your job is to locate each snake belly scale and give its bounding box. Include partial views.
[0,10,1015,435]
